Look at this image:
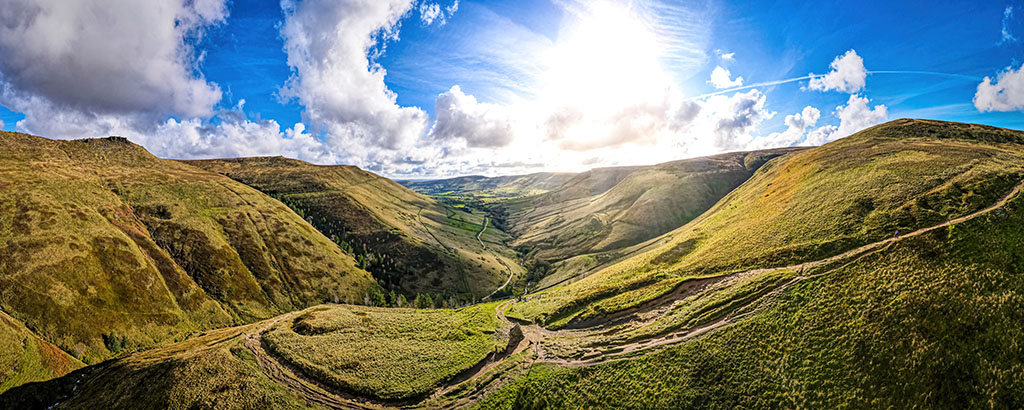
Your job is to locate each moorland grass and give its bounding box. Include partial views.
[263,303,509,401]
[478,168,1024,409]
[513,120,1024,327]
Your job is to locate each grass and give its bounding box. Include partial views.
[0,311,83,393]
[4,119,1024,408]
[511,120,1024,327]
[262,303,509,401]
[0,321,316,410]
[0,132,375,366]
[189,157,523,301]
[477,181,1024,409]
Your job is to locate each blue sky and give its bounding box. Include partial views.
[1,0,1022,176]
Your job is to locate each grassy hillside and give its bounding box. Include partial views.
[0,303,516,409]
[3,119,1024,409]
[188,157,524,301]
[504,149,800,287]
[0,311,83,393]
[507,119,1024,327]
[0,132,375,367]
[479,152,1024,409]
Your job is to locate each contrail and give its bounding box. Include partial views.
[688,70,983,100]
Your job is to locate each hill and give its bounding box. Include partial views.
[500,149,802,287]
[508,119,1024,327]
[4,119,1024,409]
[0,132,376,373]
[186,157,524,301]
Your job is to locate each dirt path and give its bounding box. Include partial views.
[476,216,488,248]
[242,312,380,410]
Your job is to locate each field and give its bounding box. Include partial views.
[263,303,510,401]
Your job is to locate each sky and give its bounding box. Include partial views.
[1,0,1023,177]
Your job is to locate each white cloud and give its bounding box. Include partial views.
[805,94,888,145]
[279,0,427,158]
[1002,6,1017,44]
[974,65,1024,112]
[808,50,867,93]
[698,89,774,151]
[0,0,226,137]
[752,106,820,149]
[720,52,735,61]
[709,66,744,89]
[148,118,335,163]
[429,85,514,148]
[0,119,4,129]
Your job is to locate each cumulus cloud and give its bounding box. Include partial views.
[428,85,514,148]
[0,0,227,137]
[148,118,334,163]
[974,65,1024,112]
[700,89,774,151]
[808,50,867,93]
[805,94,887,145]
[709,66,744,89]
[720,51,735,61]
[752,106,820,148]
[279,0,428,156]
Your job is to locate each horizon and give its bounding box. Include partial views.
[1,1,1023,178]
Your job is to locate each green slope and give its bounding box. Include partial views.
[0,132,375,368]
[502,149,801,286]
[479,155,1024,409]
[3,119,1024,409]
[187,157,524,300]
[0,311,83,393]
[508,119,1024,327]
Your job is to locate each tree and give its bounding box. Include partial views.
[396,294,408,308]
[366,286,387,307]
[414,293,434,309]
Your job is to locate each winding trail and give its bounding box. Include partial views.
[476,216,489,248]
[242,176,1024,409]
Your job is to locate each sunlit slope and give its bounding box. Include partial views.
[0,132,374,365]
[0,303,515,409]
[187,157,523,299]
[400,172,575,198]
[0,311,83,394]
[509,119,1024,327]
[504,149,801,277]
[480,153,1024,409]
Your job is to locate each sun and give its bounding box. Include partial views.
[539,2,675,116]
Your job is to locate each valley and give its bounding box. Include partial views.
[2,119,1024,409]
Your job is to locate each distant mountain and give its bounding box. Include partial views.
[0,132,376,374]
[187,157,523,300]
[399,172,575,198]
